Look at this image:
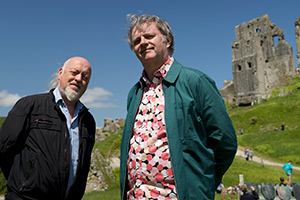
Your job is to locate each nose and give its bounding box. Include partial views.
[140,36,148,45]
[75,74,82,82]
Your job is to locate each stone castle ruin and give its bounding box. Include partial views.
[296,17,300,68]
[221,14,297,106]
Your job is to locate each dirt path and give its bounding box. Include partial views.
[236,148,300,171]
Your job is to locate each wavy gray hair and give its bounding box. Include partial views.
[48,59,70,89]
[126,14,175,56]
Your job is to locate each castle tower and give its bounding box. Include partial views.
[295,17,300,68]
[231,14,295,105]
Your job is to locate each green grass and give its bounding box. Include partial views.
[223,156,300,186]
[83,132,122,200]
[0,117,5,126]
[94,132,122,159]
[83,181,120,200]
[229,90,300,165]
[230,91,300,133]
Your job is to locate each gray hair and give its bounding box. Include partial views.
[126,14,175,55]
[48,72,59,89]
[48,59,70,89]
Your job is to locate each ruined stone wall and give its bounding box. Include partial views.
[230,14,295,105]
[296,17,300,68]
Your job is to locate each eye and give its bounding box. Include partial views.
[82,73,89,81]
[144,34,154,39]
[133,38,141,46]
[71,71,78,76]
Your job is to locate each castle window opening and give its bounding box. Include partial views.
[247,62,252,68]
[273,35,279,46]
[237,64,242,71]
[256,28,261,33]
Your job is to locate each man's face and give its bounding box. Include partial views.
[131,22,170,65]
[58,57,91,102]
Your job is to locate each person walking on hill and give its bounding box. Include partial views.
[0,57,96,200]
[247,148,254,161]
[282,161,293,186]
[120,14,237,200]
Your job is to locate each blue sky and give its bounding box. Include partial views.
[1,0,299,127]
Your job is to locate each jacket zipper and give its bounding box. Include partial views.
[19,159,35,191]
[34,119,55,125]
[62,122,69,198]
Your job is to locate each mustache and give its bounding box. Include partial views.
[140,46,154,54]
[69,81,82,88]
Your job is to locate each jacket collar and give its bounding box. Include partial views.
[138,59,182,88]
[162,59,182,84]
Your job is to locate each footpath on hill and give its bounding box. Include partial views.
[236,148,300,171]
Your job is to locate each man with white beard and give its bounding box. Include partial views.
[0,57,96,200]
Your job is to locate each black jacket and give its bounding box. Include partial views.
[0,90,96,200]
[241,190,259,200]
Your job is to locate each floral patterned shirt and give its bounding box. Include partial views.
[127,57,178,200]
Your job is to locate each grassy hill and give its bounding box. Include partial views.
[230,78,300,165]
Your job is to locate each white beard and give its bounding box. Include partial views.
[64,85,81,101]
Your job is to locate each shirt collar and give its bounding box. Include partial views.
[53,87,63,104]
[142,57,174,85]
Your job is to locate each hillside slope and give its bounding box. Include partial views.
[228,77,300,165]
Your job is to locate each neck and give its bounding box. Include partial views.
[61,95,77,118]
[142,55,170,81]
[66,99,77,121]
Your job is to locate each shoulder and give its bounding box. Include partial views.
[174,61,216,87]
[10,91,53,114]
[20,91,53,104]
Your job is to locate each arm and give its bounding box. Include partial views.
[252,190,259,199]
[197,75,237,188]
[0,97,32,179]
[251,187,259,200]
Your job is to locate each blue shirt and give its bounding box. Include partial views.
[282,163,293,174]
[53,88,83,192]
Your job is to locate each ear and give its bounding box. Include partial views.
[58,67,63,80]
[166,35,172,48]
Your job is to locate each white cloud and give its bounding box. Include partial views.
[0,90,21,107]
[0,87,116,109]
[80,87,117,108]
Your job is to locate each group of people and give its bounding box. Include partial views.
[217,176,293,200]
[216,182,259,200]
[0,14,238,199]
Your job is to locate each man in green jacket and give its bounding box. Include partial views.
[120,14,237,200]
